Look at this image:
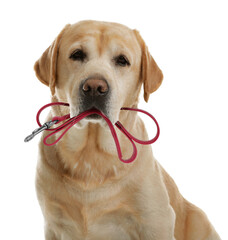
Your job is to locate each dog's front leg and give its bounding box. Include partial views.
[140,205,176,240]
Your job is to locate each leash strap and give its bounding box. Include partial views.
[24,102,159,163]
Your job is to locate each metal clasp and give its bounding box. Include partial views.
[24,120,58,142]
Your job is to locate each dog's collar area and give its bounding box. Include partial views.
[24,102,160,163]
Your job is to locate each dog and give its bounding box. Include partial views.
[34,20,221,240]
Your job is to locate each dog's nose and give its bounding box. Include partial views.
[82,79,109,96]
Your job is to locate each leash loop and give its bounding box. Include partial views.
[116,107,160,144]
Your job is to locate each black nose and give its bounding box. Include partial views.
[82,79,109,96]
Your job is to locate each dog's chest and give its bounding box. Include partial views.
[47,198,141,240]
[83,209,140,240]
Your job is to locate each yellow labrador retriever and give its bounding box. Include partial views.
[34,20,220,240]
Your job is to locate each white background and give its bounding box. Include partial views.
[0,0,227,239]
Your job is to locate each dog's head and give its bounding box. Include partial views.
[34,21,163,124]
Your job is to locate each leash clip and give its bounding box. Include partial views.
[24,120,58,142]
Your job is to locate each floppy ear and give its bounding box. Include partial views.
[133,30,163,102]
[34,24,70,95]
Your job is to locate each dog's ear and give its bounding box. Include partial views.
[133,30,163,102]
[34,24,70,95]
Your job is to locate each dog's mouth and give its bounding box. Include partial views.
[85,108,103,120]
[86,114,102,120]
[78,107,104,120]
[78,100,109,120]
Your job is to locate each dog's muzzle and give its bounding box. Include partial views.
[79,77,110,119]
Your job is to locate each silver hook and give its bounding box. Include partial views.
[24,120,58,142]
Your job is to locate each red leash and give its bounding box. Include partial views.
[25,102,160,163]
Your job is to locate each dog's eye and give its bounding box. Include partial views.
[70,49,86,61]
[114,55,130,67]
